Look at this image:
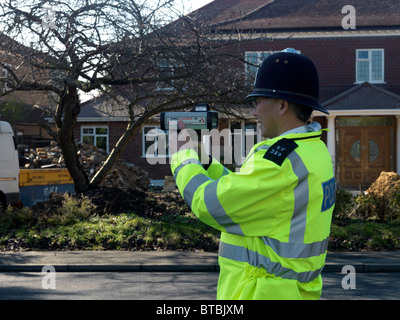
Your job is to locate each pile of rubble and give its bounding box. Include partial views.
[20,141,150,192]
[352,171,400,222]
[21,141,66,169]
[365,171,400,197]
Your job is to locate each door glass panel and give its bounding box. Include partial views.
[369,139,380,162]
[350,140,361,162]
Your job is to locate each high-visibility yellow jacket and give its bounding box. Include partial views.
[171,129,335,300]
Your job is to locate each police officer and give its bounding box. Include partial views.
[170,48,335,300]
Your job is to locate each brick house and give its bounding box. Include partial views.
[76,0,400,187]
[0,34,56,146]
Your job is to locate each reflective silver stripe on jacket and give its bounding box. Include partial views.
[175,158,242,233]
[221,167,230,177]
[260,235,329,259]
[204,180,244,235]
[183,174,211,208]
[182,174,244,235]
[174,159,202,179]
[219,242,324,283]
[287,151,309,243]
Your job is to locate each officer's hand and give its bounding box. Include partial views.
[177,119,186,131]
[179,121,210,164]
[169,120,210,166]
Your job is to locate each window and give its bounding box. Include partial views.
[157,59,174,90]
[142,126,169,158]
[336,116,394,127]
[156,59,186,91]
[245,52,273,83]
[1,64,11,92]
[81,127,109,153]
[356,49,384,83]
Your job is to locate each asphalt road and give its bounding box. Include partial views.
[0,271,399,300]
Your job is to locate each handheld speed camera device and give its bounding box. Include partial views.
[160,103,218,131]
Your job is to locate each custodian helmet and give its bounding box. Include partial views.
[245,48,329,114]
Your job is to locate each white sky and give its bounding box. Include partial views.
[180,0,214,14]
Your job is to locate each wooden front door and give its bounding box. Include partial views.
[338,125,394,187]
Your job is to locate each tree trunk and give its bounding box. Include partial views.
[57,86,90,194]
[90,120,140,188]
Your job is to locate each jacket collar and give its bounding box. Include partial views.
[279,121,321,137]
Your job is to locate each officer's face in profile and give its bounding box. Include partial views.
[252,97,282,138]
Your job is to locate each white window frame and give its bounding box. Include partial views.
[81,126,109,153]
[142,125,169,158]
[355,49,385,84]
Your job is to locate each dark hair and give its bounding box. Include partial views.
[288,102,313,123]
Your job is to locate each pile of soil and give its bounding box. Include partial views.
[351,171,400,223]
[100,161,150,193]
[365,171,400,197]
[82,187,189,217]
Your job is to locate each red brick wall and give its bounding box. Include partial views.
[239,36,400,88]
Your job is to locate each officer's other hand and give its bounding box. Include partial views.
[178,119,186,131]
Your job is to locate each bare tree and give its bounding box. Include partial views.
[0,0,252,193]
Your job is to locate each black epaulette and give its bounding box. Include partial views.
[263,138,299,166]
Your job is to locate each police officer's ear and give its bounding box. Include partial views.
[278,100,289,116]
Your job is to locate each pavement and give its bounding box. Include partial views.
[1,250,400,273]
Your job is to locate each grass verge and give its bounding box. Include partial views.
[1,190,399,252]
[0,198,220,251]
[329,218,400,251]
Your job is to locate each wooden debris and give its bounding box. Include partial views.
[21,141,150,192]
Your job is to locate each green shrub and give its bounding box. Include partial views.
[329,220,400,251]
[38,193,97,227]
[333,188,356,221]
[56,193,96,225]
[0,207,34,232]
[354,186,400,222]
